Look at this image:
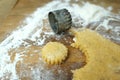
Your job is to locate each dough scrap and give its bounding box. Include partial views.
[42,42,68,65]
[71,29,120,80]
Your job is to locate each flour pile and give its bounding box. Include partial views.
[0,0,119,80]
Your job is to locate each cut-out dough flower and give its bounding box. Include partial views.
[70,29,120,80]
[42,42,68,65]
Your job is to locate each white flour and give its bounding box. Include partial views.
[0,0,119,80]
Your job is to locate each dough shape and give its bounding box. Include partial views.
[71,29,120,80]
[42,42,68,65]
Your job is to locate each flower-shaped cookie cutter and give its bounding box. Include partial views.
[48,9,72,34]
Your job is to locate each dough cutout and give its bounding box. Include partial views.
[42,42,68,65]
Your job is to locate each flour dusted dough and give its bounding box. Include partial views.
[42,42,68,65]
[71,29,120,80]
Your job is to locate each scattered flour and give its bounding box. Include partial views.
[0,0,119,80]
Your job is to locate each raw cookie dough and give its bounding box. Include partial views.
[71,29,120,80]
[42,42,68,65]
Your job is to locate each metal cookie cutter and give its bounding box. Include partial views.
[48,9,72,34]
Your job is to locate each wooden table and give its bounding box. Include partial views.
[0,0,120,80]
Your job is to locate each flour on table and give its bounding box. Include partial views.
[0,0,119,80]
